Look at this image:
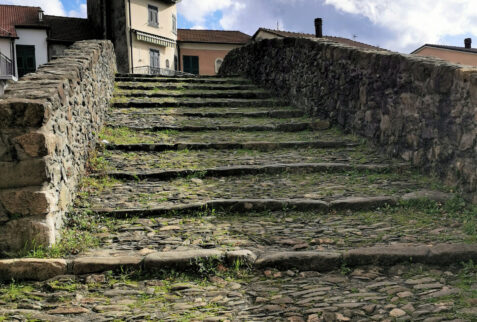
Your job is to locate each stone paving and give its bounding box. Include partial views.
[1,74,476,321]
[0,263,475,321]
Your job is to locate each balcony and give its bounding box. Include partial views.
[0,53,15,79]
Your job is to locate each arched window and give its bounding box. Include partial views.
[166,59,170,69]
[215,58,223,74]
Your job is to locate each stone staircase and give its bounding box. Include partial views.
[1,75,476,321]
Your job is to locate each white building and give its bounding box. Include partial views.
[0,5,97,95]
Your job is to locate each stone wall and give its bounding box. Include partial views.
[220,37,477,201]
[0,40,116,253]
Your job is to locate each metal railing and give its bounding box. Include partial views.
[0,53,13,77]
[133,66,196,77]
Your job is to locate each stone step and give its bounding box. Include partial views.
[82,205,472,257]
[95,163,407,181]
[100,128,360,146]
[108,123,320,133]
[96,146,396,173]
[114,76,251,84]
[1,259,474,321]
[112,98,287,108]
[116,82,258,91]
[104,141,359,152]
[80,170,448,213]
[89,192,450,218]
[112,107,304,118]
[115,89,272,99]
[106,115,329,132]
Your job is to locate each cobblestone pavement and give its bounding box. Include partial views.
[0,263,476,321]
[2,75,475,321]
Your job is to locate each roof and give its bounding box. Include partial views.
[411,44,477,55]
[178,29,250,44]
[253,28,387,51]
[44,15,99,43]
[0,5,47,38]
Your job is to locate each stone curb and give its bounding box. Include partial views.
[111,110,305,119]
[117,84,258,91]
[110,122,317,133]
[112,99,288,108]
[97,162,406,181]
[104,140,359,152]
[1,244,475,282]
[119,91,272,99]
[114,77,251,84]
[91,193,449,217]
[256,244,477,270]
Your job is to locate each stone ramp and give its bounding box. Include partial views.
[1,75,476,321]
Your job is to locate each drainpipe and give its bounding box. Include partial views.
[128,0,134,74]
[177,42,181,71]
[10,38,15,77]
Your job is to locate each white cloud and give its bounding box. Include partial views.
[0,0,66,16]
[178,0,286,34]
[324,0,477,51]
[178,0,236,27]
[68,3,87,18]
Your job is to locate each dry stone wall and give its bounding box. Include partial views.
[220,37,477,201]
[0,40,116,253]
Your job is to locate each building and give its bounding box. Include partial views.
[411,38,477,66]
[0,5,98,95]
[44,15,98,60]
[251,19,387,51]
[0,5,48,83]
[177,29,250,75]
[87,0,180,74]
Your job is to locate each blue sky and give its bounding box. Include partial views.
[3,0,477,53]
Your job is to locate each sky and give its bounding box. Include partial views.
[2,0,477,53]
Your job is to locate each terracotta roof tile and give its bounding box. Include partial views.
[44,15,99,43]
[0,5,46,38]
[255,28,388,51]
[178,29,250,44]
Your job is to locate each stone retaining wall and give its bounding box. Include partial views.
[0,40,116,253]
[220,38,477,201]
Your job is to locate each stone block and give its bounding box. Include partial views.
[0,159,48,189]
[0,98,50,128]
[0,259,67,281]
[255,251,342,272]
[0,217,54,252]
[13,132,52,158]
[144,249,224,270]
[0,189,52,217]
[72,256,143,275]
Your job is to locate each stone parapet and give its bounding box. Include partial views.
[0,40,116,253]
[220,38,477,201]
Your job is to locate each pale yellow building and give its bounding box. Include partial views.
[87,0,180,74]
[412,39,477,67]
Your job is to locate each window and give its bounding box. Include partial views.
[150,49,160,70]
[166,59,170,69]
[148,5,158,27]
[172,14,177,34]
[174,56,178,71]
[215,58,223,74]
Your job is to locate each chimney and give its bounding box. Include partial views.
[315,18,323,38]
[465,38,472,49]
[38,9,44,22]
